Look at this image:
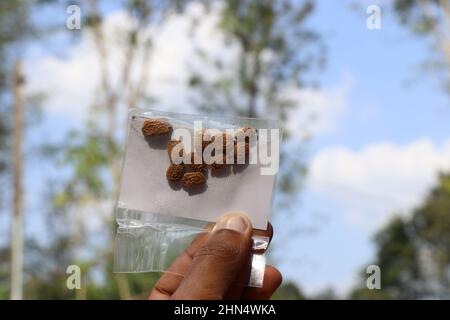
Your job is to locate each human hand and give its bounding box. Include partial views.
[149,212,282,300]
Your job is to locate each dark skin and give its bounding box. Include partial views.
[149,213,282,300]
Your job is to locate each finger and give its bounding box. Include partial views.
[224,223,274,299]
[149,226,211,299]
[242,265,282,300]
[223,253,253,299]
[150,220,274,300]
[171,212,253,300]
[148,273,183,300]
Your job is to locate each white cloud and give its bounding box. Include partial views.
[25,40,99,118]
[25,2,347,140]
[24,3,227,121]
[307,138,450,231]
[285,74,354,139]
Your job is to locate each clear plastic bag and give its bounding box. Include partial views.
[113,109,281,287]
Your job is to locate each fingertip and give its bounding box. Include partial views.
[213,211,253,235]
[266,265,283,290]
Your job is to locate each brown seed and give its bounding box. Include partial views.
[202,138,211,151]
[193,129,206,150]
[211,162,226,170]
[166,164,185,181]
[235,126,256,143]
[211,153,227,170]
[142,119,172,136]
[224,133,235,151]
[181,172,206,188]
[187,152,206,172]
[211,132,234,152]
[194,129,210,151]
[167,140,184,163]
[224,148,235,164]
[234,141,250,163]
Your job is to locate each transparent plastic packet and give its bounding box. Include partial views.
[113,109,281,288]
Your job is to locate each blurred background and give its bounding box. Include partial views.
[0,0,449,299]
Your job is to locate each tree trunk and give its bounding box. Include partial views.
[11,60,25,300]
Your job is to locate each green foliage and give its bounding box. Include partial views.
[351,173,450,299]
[272,281,305,300]
[0,0,49,175]
[1,0,322,299]
[189,0,324,196]
[0,247,10,299]
[0,0,55,298]
[40,0,192,300]
[190,0,323,118]
[393,0,450,94]
[0,1,30,47]
[412,174,450,278]
[393,0,440,34]
[54,129,117,209]
[0,0,30,194]
[375,218,419,292]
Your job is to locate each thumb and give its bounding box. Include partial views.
[171,212,253,300]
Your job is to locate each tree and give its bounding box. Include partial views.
[0,3,12,205]
[350,217,421,299]
[0,0,44,300]
[188,0,324,299]
[47,0,190,299]
[351,173,450,299]
[10,60,25,300]
[4,0,323,299]
[188,0,324,195]
[393,0,450,94]
[271,281,305,300]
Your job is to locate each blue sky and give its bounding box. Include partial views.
[313,1,449,147]
[1,0,449,297]
[271,1,450,295]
